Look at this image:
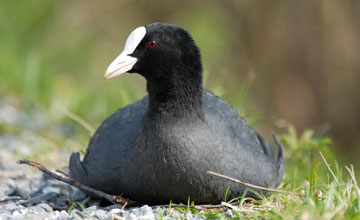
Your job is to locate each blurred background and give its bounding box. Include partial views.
[0,1,359,171]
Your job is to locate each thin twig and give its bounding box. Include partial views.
[55,169,69,177]
[17,159,139,206]
[152,203,229,211]
[319,151,339,183]
[206,171,302,196]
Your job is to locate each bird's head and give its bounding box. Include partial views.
[104,23,202,82]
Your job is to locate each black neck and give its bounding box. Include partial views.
[145,70,203,119]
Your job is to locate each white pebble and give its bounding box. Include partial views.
[12,211,22,217]
[127,213,137,220]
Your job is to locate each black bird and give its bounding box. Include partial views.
[69,23,284,205]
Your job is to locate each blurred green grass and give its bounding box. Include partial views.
[0,1,141,143]
[0,1,140,114]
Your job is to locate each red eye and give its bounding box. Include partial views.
[147,40,156,48]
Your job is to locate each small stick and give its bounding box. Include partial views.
[153,201,257,212]
[121,201,128,211]
[206,171,302,196]
[55,169,69,177]
[152,203,228,211]
[319,151,339,183]
[17,159,138,206]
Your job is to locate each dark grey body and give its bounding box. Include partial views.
[70,90,284,205]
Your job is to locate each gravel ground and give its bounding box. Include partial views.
[0,100,234,219]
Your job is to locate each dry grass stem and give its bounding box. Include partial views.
[63,109,95,136]
[319,151,339,183]
[345,165,360,196]
[206,171,302,196]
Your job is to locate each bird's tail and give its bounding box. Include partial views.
[272,133,285,187]
[257,132,285,187]
[69,152,88,184]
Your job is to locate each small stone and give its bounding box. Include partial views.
[139,205,153,215]
[95,209,107,219]
[31,213,49,219]
[26,192,58,204]
[83,205,97,217]
[118,210,129,218]
[129,208,140,216]
[153,207,162,214]
[109,213,122,220]
[30,178,46,192]
[109,208,122,214]
[0,179,16,197]
[84,205,97,213]
[35,203,53,212]
[127,213,137,220]
[57,210,72,220]
[224,209,234,218]
[185,212,193,220]
[42,186,61,195]
[50,196,68,207]
[70,210,87,220]
[71,189,87,201]
[12,210,22,217]
[60,210,70,216]
[48,210,60,219]
[14,182,31,196]
[29,206,44,214]
[19,209,28,215]
[139,214,155,220]
[5,179,16,188]
[102,204,123,211]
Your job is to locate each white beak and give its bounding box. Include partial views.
[104,26,146,79]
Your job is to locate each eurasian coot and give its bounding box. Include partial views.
[69,23,284,205]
